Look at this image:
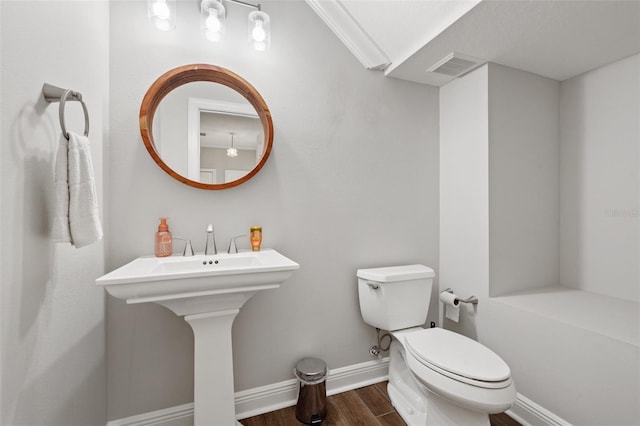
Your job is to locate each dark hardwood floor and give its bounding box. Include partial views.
[241,381,520,426]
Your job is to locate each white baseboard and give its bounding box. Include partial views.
[507,393,572,426]
[108,359,571,426]
[107,357,390,426]
[106,402,194,426]
[325,356,390,397]
[236,356,389,419]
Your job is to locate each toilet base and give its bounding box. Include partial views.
[388,340,427,425]
[388,339,491,426]
[423,391,490,426]
[388,380,426,426]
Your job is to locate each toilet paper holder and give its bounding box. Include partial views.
[440,288,479,305]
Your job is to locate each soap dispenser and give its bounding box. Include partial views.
[155,217,173,257]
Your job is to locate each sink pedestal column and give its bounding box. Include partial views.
[156,286,278,426]
[185,309,239,426]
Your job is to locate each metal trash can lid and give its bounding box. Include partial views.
[295,358,327,383]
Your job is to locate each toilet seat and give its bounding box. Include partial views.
[404,345,517,415]
[405,328,512,389]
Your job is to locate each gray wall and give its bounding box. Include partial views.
[0,1,109,425]
[489,64,560,297]
[560,53,639,302]
[108,0,439,420]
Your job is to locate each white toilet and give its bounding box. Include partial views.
[357,264,516,426]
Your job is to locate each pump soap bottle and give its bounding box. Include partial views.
[250,226,262,251]
[155,217,173,257]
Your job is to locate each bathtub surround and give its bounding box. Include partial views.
[440,57,639,425]
[0,1,109,425]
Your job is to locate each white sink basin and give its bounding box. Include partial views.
[96,248,299,426]
[96,249,299,304]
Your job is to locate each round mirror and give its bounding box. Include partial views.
[140,64,273,189]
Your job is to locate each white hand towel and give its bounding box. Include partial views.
[52,134,72,243]
[52,131,103,247]
[67,131,103,247]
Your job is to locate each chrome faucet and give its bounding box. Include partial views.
[227,235,247,254]
[204,224,217,255]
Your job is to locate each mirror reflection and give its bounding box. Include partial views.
[152,81,264,184]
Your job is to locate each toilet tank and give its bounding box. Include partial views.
[357,265,434,331]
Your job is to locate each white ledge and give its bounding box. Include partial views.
[491,285,639,347]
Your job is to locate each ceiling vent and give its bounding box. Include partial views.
[426,52,485,77]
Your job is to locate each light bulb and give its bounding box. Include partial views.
[152,0,170,20]
[251,20,266,42]
[154,17,171,31]
[227,147,238,158]
[205,29,221,42]
[205,8,221,32]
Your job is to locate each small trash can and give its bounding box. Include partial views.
[294,358,328,425]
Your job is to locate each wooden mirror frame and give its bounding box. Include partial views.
[140,64,274,190]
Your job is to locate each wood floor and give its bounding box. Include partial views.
[241,382,520,426]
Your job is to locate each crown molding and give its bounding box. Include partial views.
[305,0,391,71]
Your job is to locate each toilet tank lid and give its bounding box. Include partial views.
[357,264,434,282]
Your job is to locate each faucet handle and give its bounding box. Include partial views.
[173,238,194,257]
[227,235,247,254]
[205,224,217,255]
[183,239,194,257]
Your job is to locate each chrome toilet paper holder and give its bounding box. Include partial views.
[440,288,479,305]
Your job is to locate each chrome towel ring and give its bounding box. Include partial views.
[42,83,90,140]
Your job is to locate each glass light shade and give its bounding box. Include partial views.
[201,0,226,42]
[248,10,270,51]
[148,0,176,31]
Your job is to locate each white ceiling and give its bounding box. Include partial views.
[309,0,640,86]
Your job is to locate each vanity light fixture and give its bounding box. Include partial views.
[149,0,270,50]
[200,0,271,51]
[227,133,238,158]
[148,0,176,31]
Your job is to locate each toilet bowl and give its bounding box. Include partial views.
[357,265,516,426]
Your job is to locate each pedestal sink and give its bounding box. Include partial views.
[96,249,299,426]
